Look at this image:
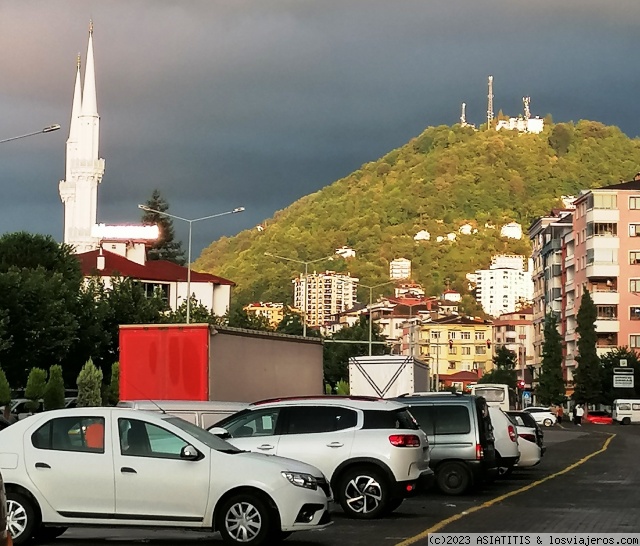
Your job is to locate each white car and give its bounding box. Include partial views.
[505,414,542,469]
[524,406,557,427]
[488,406,520,476]
[0,407,331,545]
[209,396,432,519]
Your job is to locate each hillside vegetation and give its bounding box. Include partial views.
[194,120,640,307]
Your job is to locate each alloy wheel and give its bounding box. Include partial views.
[224,501,263,543]
[344,474,383,514]
[7,498,28,540]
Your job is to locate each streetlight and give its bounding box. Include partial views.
[0,124,61,145]
[138,204,245,324]
[359,281,396,355]
[264,252,335,337]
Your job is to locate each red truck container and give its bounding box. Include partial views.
[119,323,324,403]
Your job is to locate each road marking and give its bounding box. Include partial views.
[395,433,616,546]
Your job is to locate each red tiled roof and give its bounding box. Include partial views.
[440,371,479,381]
[77,249,235,285]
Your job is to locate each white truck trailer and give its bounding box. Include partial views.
[348,355,430,398]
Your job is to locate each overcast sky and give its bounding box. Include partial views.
[1,0,640,257]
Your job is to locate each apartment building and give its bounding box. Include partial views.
[243,302,299,328]
[293,270,358,327]
[390,258,412,280]
[492,308,535,385]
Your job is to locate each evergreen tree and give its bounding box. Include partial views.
[0,367,11,420]
[573,291,601,404]
[106,362,120,406]
[536,313,566,405]
[141,189,186,265]
[25,368,47,412]
[43,365,66,410]
[77,359,104,407]
[478,345,517,389]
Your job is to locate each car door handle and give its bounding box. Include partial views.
[35,462,51,469]
[257,444,274,451]
[326,442,344,448]
[121,467,137,474]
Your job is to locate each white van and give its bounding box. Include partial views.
[612,399,640,425]
[117,400,249,429]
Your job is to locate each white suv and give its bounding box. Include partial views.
[209,396,432,519]
[0,407,331,545]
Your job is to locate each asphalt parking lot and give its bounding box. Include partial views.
[40,423,639,546]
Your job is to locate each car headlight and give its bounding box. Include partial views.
[281,471,318,490]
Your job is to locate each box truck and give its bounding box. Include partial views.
[119,323,324,403]
[348,355,430,398]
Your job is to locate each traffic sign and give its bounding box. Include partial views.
[620,359,628,367]
[614,367,634,375]
[522,391,531,400]
[613,375,635,388]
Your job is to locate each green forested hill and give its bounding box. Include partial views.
[194,120,640,307]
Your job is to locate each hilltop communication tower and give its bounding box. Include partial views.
[523,96,531,119]
[460,102,467,126]
[487,75,494,130]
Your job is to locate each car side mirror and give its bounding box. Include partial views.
[208,427,231,439]
[180,444,200,461]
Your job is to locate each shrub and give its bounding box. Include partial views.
[77,359,103,407]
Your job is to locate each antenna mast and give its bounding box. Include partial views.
[460,103,467,126]
[487,75,494,130]
[523,96,531,119]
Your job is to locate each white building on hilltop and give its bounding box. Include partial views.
[390,258,411,280]
[474,254,533,317]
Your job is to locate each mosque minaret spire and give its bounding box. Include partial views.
[59,20,105,252]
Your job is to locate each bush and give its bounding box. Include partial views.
[25,368,47,412]
[43,365,65,410]
[77,359,103,407]
[106,362,120,406]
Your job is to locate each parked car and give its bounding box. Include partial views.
[0,407,331,545]
[506,411,545,454]
[8,399,44,422]
[487,406,520,476]
[523,406,557,427]
[1,470,11,546]
[209,396,432,519]
[583,410,613,425]
[117,400,249,429]
[505,412,542,469]
[390,392,498,495]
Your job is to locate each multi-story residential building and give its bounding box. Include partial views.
[390,258,411,280]
[415,316,493,387]
[244,302,300,328]
[492,307,535,385]
[473,254,533,317]
[293,270,358,327]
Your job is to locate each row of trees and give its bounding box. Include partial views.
[480,290,636,407]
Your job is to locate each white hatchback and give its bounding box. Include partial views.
[0,408,331,545]
[523,406,557,427]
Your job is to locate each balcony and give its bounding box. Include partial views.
[542,239,562,255]
[586,263,620,278]
[586,208,619,224]
[594,319,620,333]
[591,291,619,305]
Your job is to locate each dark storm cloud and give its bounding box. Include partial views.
[2,0,640,256]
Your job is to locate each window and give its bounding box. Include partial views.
[596,306,617,320]
[448,346,457,355]
[475,346,487,355]
[118,418,188,458]
[406,406,435,436]
[631,307,640,321]
[630,197,640,210]
[593,223,617,237]
[462,346,472,355]
[32,417,106,453]
[448,361,456,369]
[631,252,640,265]
[448,331,457,339]
[434,405,471,435]
[431,330,441,340]
[630,224,640,237]
[634,404,640,411]
[475,331,485,341]
[222,408,280,438]
[461,332,471,340]
[506,325,516,332]
[631,336,640,349]
[362,409,418,430]
[283,406,357,434]
[631,279,640,293]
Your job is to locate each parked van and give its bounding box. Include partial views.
[390,392,498,495]
[116,400,249,429]
[612,399,640,425]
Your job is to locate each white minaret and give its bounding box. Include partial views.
[59,21,105,253]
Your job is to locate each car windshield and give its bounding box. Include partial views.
[163,417,242,454]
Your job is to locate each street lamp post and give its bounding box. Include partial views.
[138,204,245,324]
[359,281,396,356]
[264,252,335,337]
[0,124,61,145]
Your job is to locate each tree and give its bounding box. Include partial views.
[0,367,11,420]
[573,291,601,404]
[43,365,66,410]
[479,345,517,389]
[77,359,104,407]
[536,313,566,405]
[106,362,120,406]
[141,189,186,265]
[599,348,639,405]
[25,368,47,412]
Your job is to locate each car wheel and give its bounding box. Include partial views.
[338,467,390,519]
[622,417,631,425]
[496,454,513,478]
[35,525,68,541]
[217,493,273,546]
[6,491,39,545]
[543,418,553,427]
[436,462,470,495]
